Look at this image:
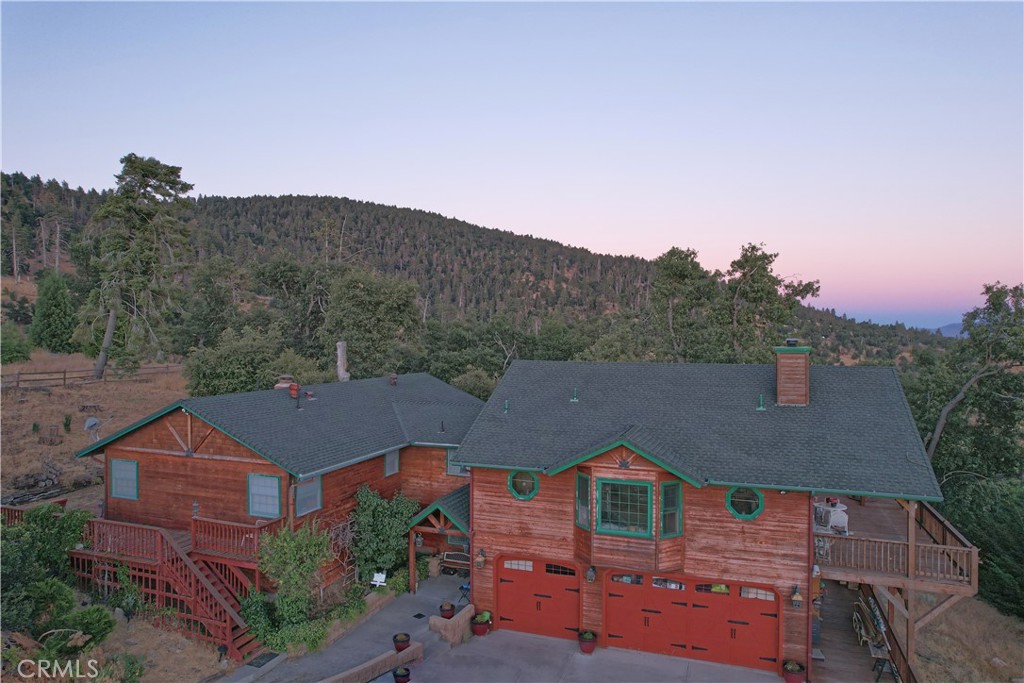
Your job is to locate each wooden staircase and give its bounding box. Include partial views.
[195,558,264,661]
[67,519,263,662]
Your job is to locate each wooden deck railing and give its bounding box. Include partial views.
[916,501,973,549]
[816,533,976,588]
[191,515,284,562]
[859,584,921,683]
[1,505,26,526]
[71,518,248,659]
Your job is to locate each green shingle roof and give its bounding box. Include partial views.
[452,360,942,501]
[409,484,470,534]
[76,374,483,479]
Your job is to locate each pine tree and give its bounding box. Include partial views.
[30,272,77,353]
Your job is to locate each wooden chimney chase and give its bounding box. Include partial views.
[775,339,810,406]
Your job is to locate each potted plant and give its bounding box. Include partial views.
[782,660,806,683]
[578,629,597,654]
[471,610,491,636]
[439,601,455,619]
[392,632,411,652]
[392,666,411,683]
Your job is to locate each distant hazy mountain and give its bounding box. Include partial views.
[937,323,964,338]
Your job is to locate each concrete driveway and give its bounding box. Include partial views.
[399,628,783,683]
[242,572,781,683]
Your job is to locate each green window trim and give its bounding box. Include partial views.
[110,459,139,500]
[726,486,764,520]
[507,471,539,501]
[596,478,653,539]
[575,473,591,530]
[660,481,683,538]
[294,477,322,517]
[247,473,282,519]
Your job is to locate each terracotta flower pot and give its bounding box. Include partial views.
[578,632,597,654]
[470,620,490,636]
[440,603,455,619]
[392,666,411,683]
[393,633,410,652]
[782,664,806,683]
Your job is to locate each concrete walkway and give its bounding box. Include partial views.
[247,572,782,683]
[259,573,467,683]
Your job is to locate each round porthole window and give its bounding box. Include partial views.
[727,487,764,520]
[508,471,539,500]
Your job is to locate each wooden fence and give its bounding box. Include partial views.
[0,364,182,389]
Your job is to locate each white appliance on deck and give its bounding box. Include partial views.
[813,498,850,535]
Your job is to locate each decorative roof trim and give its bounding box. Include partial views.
[408,485,470,534]
[74,402,185,459]
[544,438,703,488]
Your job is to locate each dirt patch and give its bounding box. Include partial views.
[1,352,187,499]
[90,615,231,683]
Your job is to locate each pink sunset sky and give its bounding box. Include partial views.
[3,2,1021,330]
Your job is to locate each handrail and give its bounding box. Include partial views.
[191,515,284,561]
[81,519,243,627]
[917,501,973,549]
[860,584,921,683]
[815,533,974,587]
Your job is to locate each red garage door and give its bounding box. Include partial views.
[604,573,779,672]
[496,558,580,640]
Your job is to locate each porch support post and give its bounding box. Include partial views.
[906,500,918,667]
[408,530,417,594]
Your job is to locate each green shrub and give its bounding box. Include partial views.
[386,567,409,594]
[350,486,419,574]
[97,654,145,683]
[26,578,74,635]
[62,606,116,647]
[1,321,32,363]
[416,557,430,582]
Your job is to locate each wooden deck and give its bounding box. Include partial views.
[813,580,889,683]
[815,497,977,595]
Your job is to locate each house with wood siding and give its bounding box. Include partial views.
[447,345,977,680]
[71,372,482,660]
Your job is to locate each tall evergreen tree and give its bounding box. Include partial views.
[76,154,193,377]
[30,272,77,353]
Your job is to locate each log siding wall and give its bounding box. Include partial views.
[469,446,811,667]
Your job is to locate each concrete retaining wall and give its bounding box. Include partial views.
[317,640,423,683]
[428,603,474,646]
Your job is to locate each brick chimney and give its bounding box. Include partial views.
[775,338,810,406]
[336,341,350,382]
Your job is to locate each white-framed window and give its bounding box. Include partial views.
[248,474,281,518]
[294,477,322,517]
[503,559,533,571]
[384,449,400,477]
[110,459,138,500]
[447,449,469,477]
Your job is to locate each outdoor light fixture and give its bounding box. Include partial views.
[474,549,486,569]
[414,532,423,548]
[791,585,803,609]
[586,566,597,583]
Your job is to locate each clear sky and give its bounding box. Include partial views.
[3,2,1021,330]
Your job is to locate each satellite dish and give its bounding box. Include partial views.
[84,417,100,442]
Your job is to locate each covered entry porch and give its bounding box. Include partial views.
[406,485,471,594]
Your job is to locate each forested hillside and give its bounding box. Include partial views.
[2,169,947,368]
